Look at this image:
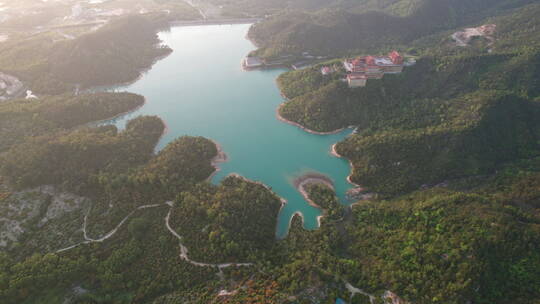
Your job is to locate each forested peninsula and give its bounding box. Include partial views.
[0,14,174,95]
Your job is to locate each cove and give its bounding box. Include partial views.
[107,24,354,238]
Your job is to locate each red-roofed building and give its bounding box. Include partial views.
[343,50,405,87]
[365,56,376,65]
[389,51,404,65]
[344,58,367,73]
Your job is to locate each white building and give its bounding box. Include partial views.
[243,56,263,69]
[347,74,367,88]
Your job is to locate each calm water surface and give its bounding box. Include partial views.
[108,24,354,238]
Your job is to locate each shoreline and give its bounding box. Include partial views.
[226,173,292,239]
[330,143,376,203]
[227,173,287,206]
[293,173,335,192]
[330,143,362,188]
[245,32,261,49]
[242,61,290,71]
[288,211,306,231]
[293,173,336,227]
[81,47,173,94]
[86,97,147,128]
[276,103,347,135]
[158,118,169,147]
[207,140,229,182]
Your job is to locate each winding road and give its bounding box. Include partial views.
[54,202,402,302]
[56,201,253,270]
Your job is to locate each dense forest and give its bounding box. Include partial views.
[248,0,537,58]
[0,93,144,152]
[305,183,344,221]
[1,0,539,303]
[170,176,282,262]
[1,116,165,190]
[0,14,173,95]
[206,0,410,17]
[2,160,539,303]
[49,16,172,88]
[335,91,540,195]
[277,2,540,196]
[208,0,517,19]
[343,178,540,304]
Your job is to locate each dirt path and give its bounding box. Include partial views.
[164,202,253,269]
[83,203,162,242]
[345,281,376,303]
[56,203,163,253]
[344,281,410,304]
[57,201,253,271]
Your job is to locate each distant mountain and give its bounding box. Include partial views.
[49,16,171,88]
[248,0,536,57]
[208,0,422,17]
[0,15,172,95]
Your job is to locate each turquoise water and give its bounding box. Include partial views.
[108,24,354,238]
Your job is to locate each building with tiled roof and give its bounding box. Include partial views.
[343,51,405,87]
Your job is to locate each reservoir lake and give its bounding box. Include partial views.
[108,24,354,238]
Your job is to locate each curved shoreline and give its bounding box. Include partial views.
[294,173,336,227]
[82,47,174,94]
[330,143,375,203]
[330,143,362,188]
[86,97,147,128]
[227,173,287,207]
[276,102,347,135]
[207,139,229,182]
[225,173,292,239]
[90,23,358,241]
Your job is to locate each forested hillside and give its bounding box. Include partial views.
[217,164,540,304]
[207,0,508,18]
[170,176,282,262]
[49,16,171,88]
[343,182,540,304]
[0,0,539,303]
[0,93,144,152]
[0,15,171,94]
[0,116,165,190]
[248,0,537,58]
[0,61,286,303]
[277,2,540,196]
[337,91,540,195]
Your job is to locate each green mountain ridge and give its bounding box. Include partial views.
[0,15,173,95]
[248,0,537,58]
[0,0,539,303]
